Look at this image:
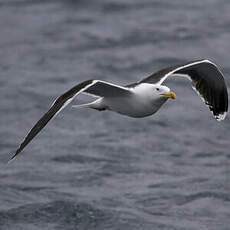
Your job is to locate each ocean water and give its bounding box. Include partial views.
[0,0,230,229]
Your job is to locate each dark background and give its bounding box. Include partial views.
[0,0,230,229]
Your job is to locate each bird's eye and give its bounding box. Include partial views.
[156,88,160,91]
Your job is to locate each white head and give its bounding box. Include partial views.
[134,83,176,101]
[152,84,176,100]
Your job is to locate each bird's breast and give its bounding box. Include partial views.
[104,94,167,118]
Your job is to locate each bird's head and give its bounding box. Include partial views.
[154,85,176,100]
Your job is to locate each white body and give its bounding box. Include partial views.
[89,83,170,118]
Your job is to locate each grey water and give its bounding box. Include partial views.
[0,0,230,229]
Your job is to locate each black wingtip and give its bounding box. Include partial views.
[7,150,20,164]
[7,155,16,164]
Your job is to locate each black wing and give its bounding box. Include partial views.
[140,59,228,121]
[85,80,132,97]
[10,80,132,161]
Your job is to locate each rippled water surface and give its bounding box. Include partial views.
[0,0,230,229]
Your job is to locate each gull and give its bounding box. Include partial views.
[10,59,228,161]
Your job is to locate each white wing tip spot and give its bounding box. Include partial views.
[215,112,227,121]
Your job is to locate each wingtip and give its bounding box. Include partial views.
[7,152,18,164]
[215,112,227,121]
[7,158,14,165]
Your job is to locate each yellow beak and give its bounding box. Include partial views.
[161,91,176,100]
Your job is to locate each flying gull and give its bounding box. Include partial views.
[10,59,228,161]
